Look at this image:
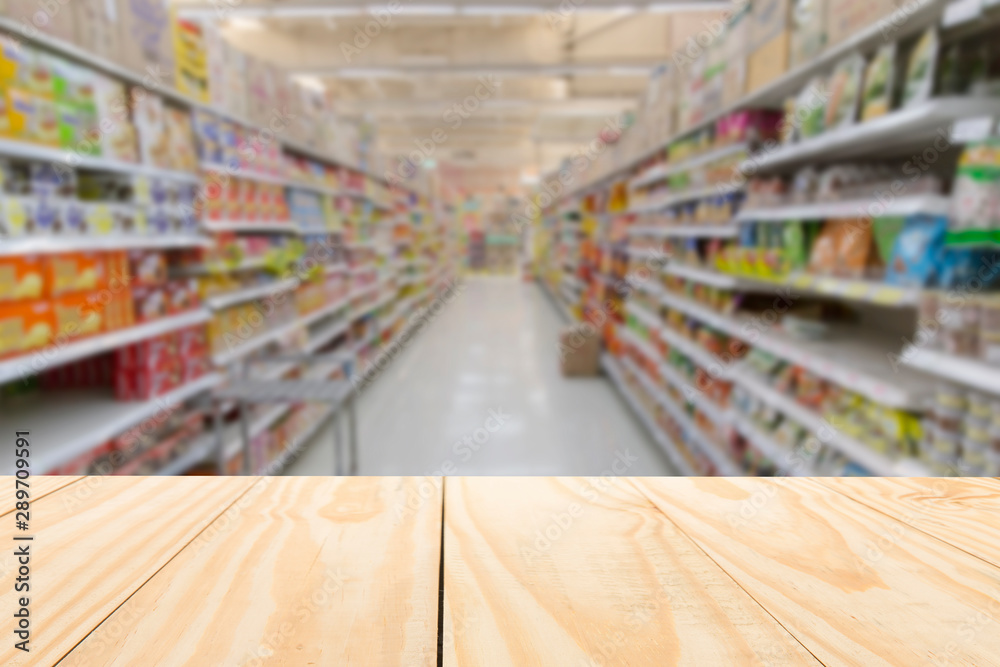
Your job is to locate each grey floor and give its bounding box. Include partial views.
[284,277,675,476]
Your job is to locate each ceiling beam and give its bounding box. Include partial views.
[175,1,733,19]
[296,62,657,78]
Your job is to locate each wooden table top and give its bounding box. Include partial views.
[2,476,998,666]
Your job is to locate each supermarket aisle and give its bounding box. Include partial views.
[286,277,674,476]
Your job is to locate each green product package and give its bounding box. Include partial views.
[861,44,897,121]
[824,54,866,129]
[902,28,939,107]
[795,76,827,138]
[872,217,905,267]
[783,221,809,271]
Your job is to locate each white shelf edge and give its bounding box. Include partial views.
[736,194,953,222]
[663,264,739,289]
[729,413,817,476]
[205,278,300,311]
[0,235,212,256]
[630,143,750,190]
[0,137,200,183]
[730,366,928,476]
[34,372,222,474]
[629,224,739,239]
[203,220,304,235]
[901,347,1000,396]
[0,310,211,384]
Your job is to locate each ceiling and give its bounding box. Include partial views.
[172,1,729,195]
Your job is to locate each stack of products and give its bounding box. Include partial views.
[114,326,209,401]
[922,384,1000,476]
[201,175,291,225]
[0,250,136,358]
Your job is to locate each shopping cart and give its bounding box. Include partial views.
[212,351,358,476]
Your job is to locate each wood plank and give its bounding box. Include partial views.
[0,476,257,667]
[818,477,1000,569]
[62,476,443,666]
[442,477,822,666]
[1,476,82,516]
[633,477,1000,667]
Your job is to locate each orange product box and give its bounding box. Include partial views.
[241,179,258,221]
[167,279,200,314]
[52,293,105,342]
[225,178,244,220]
[0,255,45,303]
[106,251,132,287]
[44,252,107,298]
[0,300,54,358]
[203,176,226,221]
[87,287,135,333]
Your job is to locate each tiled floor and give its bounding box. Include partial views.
[285,277,675,476]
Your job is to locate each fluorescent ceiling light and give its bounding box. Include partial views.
[389,4,457,14]
[579,4,637,13]
[227,16,265,30]
[647,1,731,10]
[460,5,543,15]
[337,68,407,79]
[294,75,327,91]
[278,6,365,17]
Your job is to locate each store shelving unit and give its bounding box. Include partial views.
[0,16,454,476]
[531,0,1000,477]
[0,310,211,384]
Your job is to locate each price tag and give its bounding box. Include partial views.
[816,277,839,294]
[942,0,982,26]
[871,286,906,305]
[950,116,995,143]
[791,274,815,289]
[844,282,873,299]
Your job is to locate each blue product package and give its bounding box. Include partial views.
[939,247,1000,290]
[885,215,948,288]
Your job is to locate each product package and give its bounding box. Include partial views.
[861,43,897,121]
[902,28,939,107]
[824,54,866,129]
[885,215,948,287]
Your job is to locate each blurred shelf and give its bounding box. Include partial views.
[156,432,216,476]
[621,355,741,475]
[561,0,950,199]
[731,366,929,476]
[729,413,817,476]
[0,373,221,475]
[200,162,290,186]
[736,194,952,222]
[631,143,749,190]
[653,290,934,409]
[663,264,739,289]
[203,220,303,235]
[629,224,739,239]
[745,273,921,307]
[901,348,1000,396]
[258,403,338,475]
[0,138,200,182]
[222,404,294,461]
[205,278,300,311]
[601,354,694,475]
[0,310,211,384]
[305,318,352,354]
[0,234,213,256]
[745,98,1000,173]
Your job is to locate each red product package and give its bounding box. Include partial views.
[128,250,168,286]
[132,285,170,322]
[168,279,200,314]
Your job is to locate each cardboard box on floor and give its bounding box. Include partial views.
[560,324,601,377]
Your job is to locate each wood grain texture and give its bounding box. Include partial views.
[819,477,1000,569]
[2,476,82,516]
[61,476,443,667]
[0,476,257,667]
[633,478,1000,667]
[442,477,821,667]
